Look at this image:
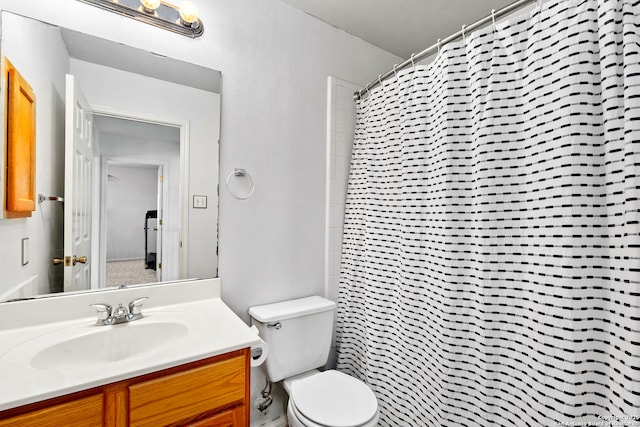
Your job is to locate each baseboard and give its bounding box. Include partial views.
[252,415,288,427]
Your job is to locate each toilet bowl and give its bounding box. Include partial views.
[284,370,379,427]
[248,296,380,427]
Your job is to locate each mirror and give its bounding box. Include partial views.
[0,11,220,301]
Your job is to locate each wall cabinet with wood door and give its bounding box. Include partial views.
[0,348,250,427]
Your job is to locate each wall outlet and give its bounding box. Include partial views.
[193,195,207,209]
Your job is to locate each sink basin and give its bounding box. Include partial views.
[31,321,189,370]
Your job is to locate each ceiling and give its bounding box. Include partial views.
[279,0,521,59]
[94,115,180,143]
[60,27,221,93]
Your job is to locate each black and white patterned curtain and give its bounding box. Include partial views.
[336,0,640,425]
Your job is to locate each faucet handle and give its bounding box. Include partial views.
[128,297,148,316]
[90,303,112,324]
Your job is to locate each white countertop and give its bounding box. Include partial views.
[0,278,261,411]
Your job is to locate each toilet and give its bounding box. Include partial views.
[249,296,380,427]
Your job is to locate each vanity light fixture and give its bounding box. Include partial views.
[76,0,204,38]
[178,1,199,26]
[140,0,162,13]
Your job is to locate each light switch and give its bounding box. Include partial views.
[21,238,29,266]
[193,195,207,209]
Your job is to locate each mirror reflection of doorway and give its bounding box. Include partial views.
[105,162,161,287]
[93,115,180,288]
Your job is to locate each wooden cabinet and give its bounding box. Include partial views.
[4,58,36,218]
[0,349,250,427]
[182,406,245,427]
[0,394,103,427]
[128,353,247,427]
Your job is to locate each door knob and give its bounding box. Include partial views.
[73,255,87,265]
[53,256,88,266]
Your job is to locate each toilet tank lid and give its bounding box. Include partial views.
[249,296,336,322]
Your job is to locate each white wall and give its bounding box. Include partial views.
[325,76,361,302]
[212,2,401,321]
[105,164,158,261]
[0,12,68,299]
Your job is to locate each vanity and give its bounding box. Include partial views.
[0,279,260,426]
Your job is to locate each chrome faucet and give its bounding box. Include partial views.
[90,297,148,326]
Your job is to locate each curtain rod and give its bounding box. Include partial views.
[354,0,538,100]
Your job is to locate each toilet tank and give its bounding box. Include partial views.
[249,296,336,382]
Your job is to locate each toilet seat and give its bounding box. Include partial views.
[289,370,379,427]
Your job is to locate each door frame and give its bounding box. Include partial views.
[90,104,190,289]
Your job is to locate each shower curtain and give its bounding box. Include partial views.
[335,0,640,425]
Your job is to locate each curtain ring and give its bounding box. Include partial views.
[491,9,497,33]
[365,83,370,97]
[461,24,467,44]
[410,53,416,71]
[393,64,399,80]
[437,38,441,55]
[378,74,384,89]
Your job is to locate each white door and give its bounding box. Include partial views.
[64,74,93,292]
[156,166,163,282]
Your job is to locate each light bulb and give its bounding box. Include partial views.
[140,0,161,12]
[178,1,199,25]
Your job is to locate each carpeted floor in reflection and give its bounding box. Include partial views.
[106,259,158,288]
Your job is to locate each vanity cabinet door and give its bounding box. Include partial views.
[128,353,247,427]
[0,394,103,427]
[188,406,246,427]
